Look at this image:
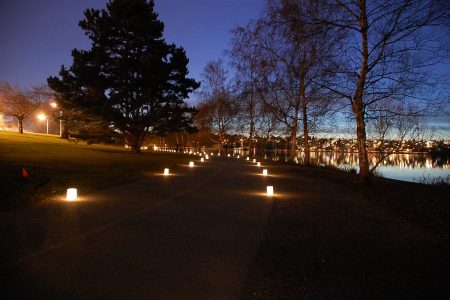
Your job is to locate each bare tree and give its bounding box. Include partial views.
[231,0,342,163]
[229,28,265,154]
[0,82,41,134]
[196,60,238,152]
[315,0,449,183]
[29,85,53,104]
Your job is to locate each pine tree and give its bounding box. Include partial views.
[48,0,199,153]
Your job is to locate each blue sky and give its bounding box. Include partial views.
[1,0,448,138]
[0,0,263,92]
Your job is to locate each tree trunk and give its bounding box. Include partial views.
[249,115,255,156]
[354,104,370,183]
[248,92,255,155]
[18,117,23,134]
[181,133,184,151]
[289,122,298,161]
[354,0,370,184]
[129,132,143,154]
[219,129,224,155]
[289,90,301,161]
[300,78,310,165]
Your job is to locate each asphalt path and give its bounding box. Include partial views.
[0,158,273,299]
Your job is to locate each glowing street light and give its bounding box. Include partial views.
[50,101,63,137]
[37,113,48,134]
[37,113,46,121]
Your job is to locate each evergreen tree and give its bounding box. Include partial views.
[48,0,199,153]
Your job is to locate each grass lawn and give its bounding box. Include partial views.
[0,131,190,210]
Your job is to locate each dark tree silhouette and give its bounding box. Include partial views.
[48,0,199,153]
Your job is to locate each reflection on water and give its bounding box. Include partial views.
[257,150,450,183]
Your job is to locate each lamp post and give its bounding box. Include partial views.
[50,101,63,137]
[37,113,48,134]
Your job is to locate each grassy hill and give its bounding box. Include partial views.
[0,131,189,210]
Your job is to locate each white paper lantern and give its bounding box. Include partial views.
[66,188,78,201]
[266,186,274,197]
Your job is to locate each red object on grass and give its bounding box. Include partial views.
[22,167,29,178]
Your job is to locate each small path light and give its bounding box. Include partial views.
[66,188,78,201]
[189,161,194,167]
[227,154,231,157]
[237,155,240,158]
[200,158,204,162]
[253,158,256,163]
[262,169,268,176]
[266,186,274,197]
[246,157,250,161]
[205,154,209,159]
[163,168,170,176]
[257,162,261,167]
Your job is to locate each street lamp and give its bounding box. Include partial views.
[50,101,63,137]
[37,113,48,134]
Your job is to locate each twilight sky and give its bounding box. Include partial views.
[1,0,449,137]
[0,0,263,90]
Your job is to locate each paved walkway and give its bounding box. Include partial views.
[0,158,273,299]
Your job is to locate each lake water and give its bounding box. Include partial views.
[260,150,450,183]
